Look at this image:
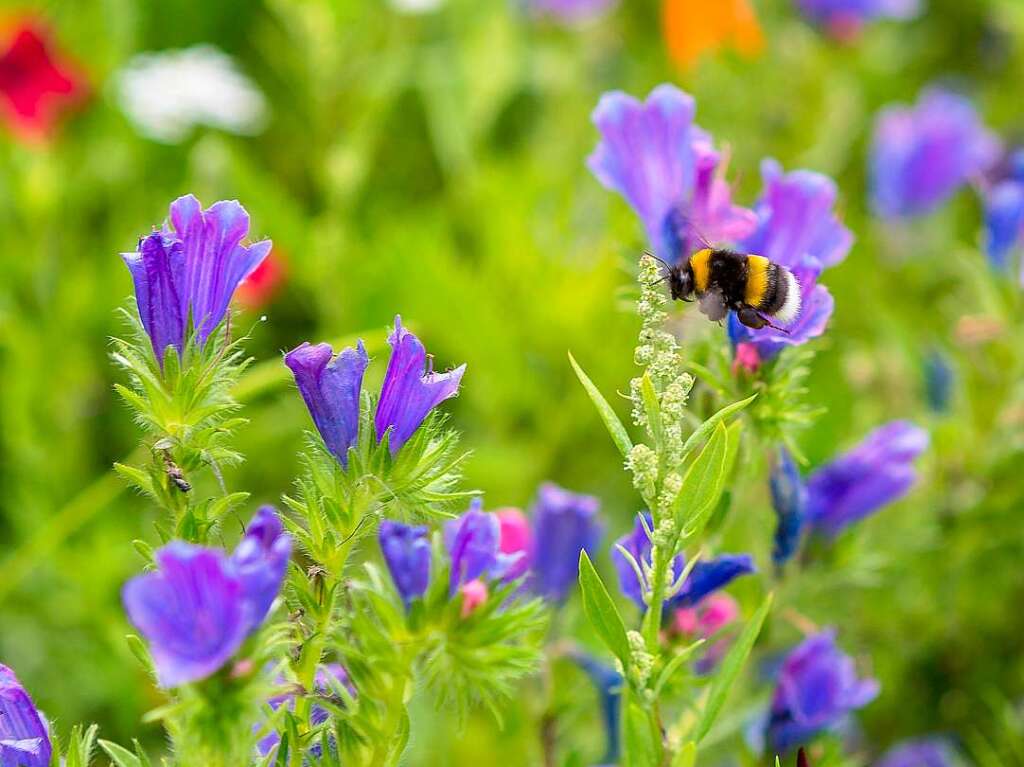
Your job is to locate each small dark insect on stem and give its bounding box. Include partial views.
[161,451,192,493]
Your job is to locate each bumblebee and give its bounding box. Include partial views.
[656,247,801,331]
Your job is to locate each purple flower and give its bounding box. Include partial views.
[123,511,291,687]
[588,85,756,265]
[231,507,293,625]
[875,738,956,767]
[124,543,251,687]
[529,0,618,23]
[285,341,369,467]
[612,513,754,610]
[796,0,920,35]
[805,420,928,537]
[123,195,271,360]
[767,630,879,752]
[670,554,755,609]
[727,159,851,359]
[0,665,51,767]
[444,500,499,594]
[256,664,353,757]
[379,520,432,607]
[770,448,807,566]
[870,89,999,219]
[530,482,602,602]
[375,316,466,455]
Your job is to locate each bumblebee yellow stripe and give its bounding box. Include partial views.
[690,248,712,292]
[744,255,770,306]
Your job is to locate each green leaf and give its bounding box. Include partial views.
[578,550,631,666]
[679,394,756,459]
[568,351,632,458]
[674,422,729,535]
[652,639,706,697]
[694,592,774,742]
[623,701,660,767]
[98,740,141,767]
[673,742,697,767]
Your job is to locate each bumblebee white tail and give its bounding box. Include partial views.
[775,268,802,324]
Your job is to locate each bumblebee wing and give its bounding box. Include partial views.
[697,289,729,322]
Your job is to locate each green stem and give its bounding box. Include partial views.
[642,543,671,656]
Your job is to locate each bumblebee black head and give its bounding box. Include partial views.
[667,266,693,302]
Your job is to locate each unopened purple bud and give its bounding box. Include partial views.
[379,520,432,606]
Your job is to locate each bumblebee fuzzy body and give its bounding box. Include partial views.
[666,248,801,330]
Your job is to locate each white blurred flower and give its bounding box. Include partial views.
[389,0,444,13]
[115,45,267,144]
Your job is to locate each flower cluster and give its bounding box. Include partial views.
[286,316,465,465]
[770,420,928,564]
[122,194,271,362]
[122,507,291,687]
[766,630,879,752]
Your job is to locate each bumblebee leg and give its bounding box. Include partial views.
[736,306,766,329]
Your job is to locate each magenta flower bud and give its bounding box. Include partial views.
[0,664,51,767]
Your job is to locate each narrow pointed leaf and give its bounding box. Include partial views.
[694,592,773,742]
[98,741,141,767]
[569,351,632,458]
[578,550,631,666]
[675,422,729,534]
[623,700,661,767]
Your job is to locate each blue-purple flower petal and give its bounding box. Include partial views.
[231,506,292,625]
[874,738,957,767]
[168,195,271,344]
[983,179,1024,273]
[805,420,928,536]
[444,500,499,594]
[256,664,354,757]
[796,0,921,29]
[375,316,466,455]
[671,554,756,608]
[122,232,188,361]
[0,665,51,767]
[740,159,853,272]
[379,520,432,606]
[588,85,755,263]
[285,340,369,467]
[767,630,879,752]
[770,448,807,566]
[871,89,999,219]
[530,482,602,602]
[123,542,250,688]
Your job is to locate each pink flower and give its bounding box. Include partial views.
[460,579,488,617]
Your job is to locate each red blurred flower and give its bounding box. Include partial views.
[235,249,286,310]
[0,21,85,139]
[662,0,763,71]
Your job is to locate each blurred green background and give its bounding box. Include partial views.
[2,0,1024,763]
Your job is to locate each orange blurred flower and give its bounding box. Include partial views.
[662,0,763,71]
